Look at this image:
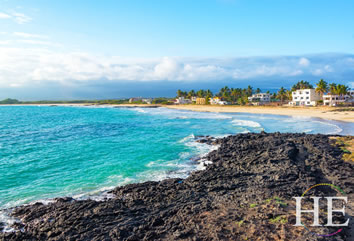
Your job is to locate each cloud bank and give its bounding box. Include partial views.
[0,12,32,24]
[0,47,353,90]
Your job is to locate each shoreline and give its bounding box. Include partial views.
[164,105,354,123]
[1,133,352,240]
[0,134,218,211]
[1,103,353,123]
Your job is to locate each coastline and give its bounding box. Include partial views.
[2,103,353,123]
[164,105,354,123]
[1,133,352,240]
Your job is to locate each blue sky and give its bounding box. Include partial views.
[0,0,354,99]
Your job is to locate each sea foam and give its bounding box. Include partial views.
[231,119,262,128]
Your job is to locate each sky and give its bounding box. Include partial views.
[0,0,354,100]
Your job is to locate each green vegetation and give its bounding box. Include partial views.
[249,203,257,208]
[151,97,173,105]
[291,80,313,91]
[177,85,256,105]
[176,79,351,106]
[329,108,354,112]
[332,136,354,162]
[269,215,287,224]
[277,87,287,103]
[96,99,130,104]
[328,83,349,95]
[274,197,287,206]
[315,79,328,96]
[0,98,20,104]
[263,196,288,206]
[236,220,244,227]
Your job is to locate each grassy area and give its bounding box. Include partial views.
[328,107,354,112]
[332,136,354,162]
[269,215,287,224]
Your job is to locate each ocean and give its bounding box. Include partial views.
[0,106,353,210]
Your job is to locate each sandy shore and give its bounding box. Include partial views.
[164,105,354,123]
[2,103,353,122]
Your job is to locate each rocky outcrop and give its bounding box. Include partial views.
[1,133,353,240]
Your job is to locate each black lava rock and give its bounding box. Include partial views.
[1,133,353,241]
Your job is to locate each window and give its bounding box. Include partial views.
[301,97,303,99]
[294,97,297,99]
[306,97,309,99]
[306,92,309,94]
[307,102,310,104]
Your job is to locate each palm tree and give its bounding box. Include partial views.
[231,88,242,103]
[246,85,253,96]
[188,90,196,98]
[336,84,349,96]
[255,88,261,94]
[196,89,205,98]
[206,89,213,96]
[177,89,183,97]
[286,90,292,101]
[315,79,328,96]
[292,80,313,91]
[329,83,337,94]
[277,87,287,103]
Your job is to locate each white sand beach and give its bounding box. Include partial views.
[164,105,354,123]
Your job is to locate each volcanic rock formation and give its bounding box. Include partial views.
[1,133,353,240]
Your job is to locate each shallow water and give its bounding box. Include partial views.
[0,106,352,209]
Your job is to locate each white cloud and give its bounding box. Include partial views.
[153,57,181,80]
[0,12,32,24]
[17,39,62,47]
[12,12,32,24]
[311,64,333,76]
[0,46,352,88]
[0,40,11,45]
[0,12,11,19]
[299,57,310,67]
[14,32,48,39]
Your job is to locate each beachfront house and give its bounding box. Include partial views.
[289,89,321,106]
[142,98,152,104]
[323,90,354,106]
[210,97,228,105]
[129,97,143,103]
[196,98,206,105]
[175,97,191,104]
[191,96,197,102]
[248,93,270,105]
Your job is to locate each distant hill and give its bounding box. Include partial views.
[0,98,20,104]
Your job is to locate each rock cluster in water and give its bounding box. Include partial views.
[1,133,353,240]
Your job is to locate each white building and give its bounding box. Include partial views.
[248,93,270,103]
[142,98,152,104]
[210,97,228,105]
[289,89,321,106]
[323,90,354,106]
[175,97,191,104]
[129,97,142,103]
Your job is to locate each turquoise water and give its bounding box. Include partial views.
[0,106,352,209]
